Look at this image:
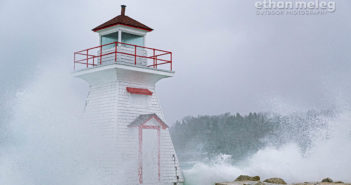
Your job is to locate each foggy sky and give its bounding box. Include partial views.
[1,0,351,123]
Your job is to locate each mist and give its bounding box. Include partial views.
[1,0,351,123]
[0,62,105,185]
[182,110,351,185]
[1,0,351,185]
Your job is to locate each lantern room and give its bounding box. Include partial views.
[73,5,173,72]
[92,5,153,49]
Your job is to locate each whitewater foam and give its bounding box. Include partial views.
[0,62,106,185]
[1,61,350,185]
[183,112,351,185]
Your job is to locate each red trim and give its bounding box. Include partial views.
[138,126,143,184]
[93,23,153,32]
[153,115,168,129]
[128,114,168,129]
[126,87,153,96]
[141,125,159,129]
[73,41,173,71]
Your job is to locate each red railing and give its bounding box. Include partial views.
[74,41,172,71]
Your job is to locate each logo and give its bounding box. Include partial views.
[255,0,336,16]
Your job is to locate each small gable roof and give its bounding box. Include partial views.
[128,113,168,129]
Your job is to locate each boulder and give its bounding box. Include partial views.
[255,182,266,185]
[263,178,287,184]
[322,178,333,183]
[235,175,261,181]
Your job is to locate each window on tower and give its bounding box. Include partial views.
[101,32,119,50]
[122,32,144,47]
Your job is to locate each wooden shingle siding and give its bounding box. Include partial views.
[79,67,183,185]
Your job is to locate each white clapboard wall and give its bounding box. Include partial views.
[75,65,184,185]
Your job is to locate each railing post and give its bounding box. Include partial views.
[155,56,158,69]
[134,45,137,65]
[153,49,156,68]
[86,50,89,68]
[74,44,174,71]
[115,42,117,62]
[100,46,102,64]
[74,52,76,71]
[170,52,172,71]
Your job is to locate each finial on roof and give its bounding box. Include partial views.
[121,5,126,15]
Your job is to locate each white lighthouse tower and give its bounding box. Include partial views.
[73,5,184,185]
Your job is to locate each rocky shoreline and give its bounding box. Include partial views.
[216,175,350,185]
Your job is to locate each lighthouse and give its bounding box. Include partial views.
[73,5,184,185]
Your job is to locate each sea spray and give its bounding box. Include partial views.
[0,61,107,185]
[1,61,350,185]
[182,111,351,185]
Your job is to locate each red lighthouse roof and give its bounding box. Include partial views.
[92,5,153,32]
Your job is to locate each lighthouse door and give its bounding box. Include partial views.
[142,128,159,183]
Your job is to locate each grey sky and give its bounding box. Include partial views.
[1,0,350,123]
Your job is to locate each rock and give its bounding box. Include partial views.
[255,182,266,185]
[322,178,333,183]
[216,176,351,185]
[263,178,287,184]
[235,175,261,181]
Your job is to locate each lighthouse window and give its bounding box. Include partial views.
[101,32,119,50]
[122,32,144,46]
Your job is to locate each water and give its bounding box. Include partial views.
[0,62,350,185]
[183,111,351,185]
[0,62,105,185]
